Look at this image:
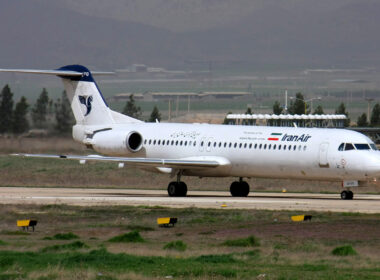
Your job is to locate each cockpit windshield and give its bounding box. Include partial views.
[338,143,376,151]
[354,144,371,150]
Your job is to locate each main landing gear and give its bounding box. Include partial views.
[167,174,250,197]
[167,172,187,197]
[341,190,353,200]
[230,178,250,197]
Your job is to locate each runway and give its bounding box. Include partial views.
[1,187,380,213]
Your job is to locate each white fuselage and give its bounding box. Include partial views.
[75,122,380,182]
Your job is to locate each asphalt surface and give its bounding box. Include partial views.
[1,187,380,213]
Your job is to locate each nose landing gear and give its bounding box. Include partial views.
[341,190,353,200]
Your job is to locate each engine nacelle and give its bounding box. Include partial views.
[91,130,143,155]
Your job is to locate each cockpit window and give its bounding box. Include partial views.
[370,144,378,151]
[344,143,355,151]
[338,143,344,151]
[354,144,370,150]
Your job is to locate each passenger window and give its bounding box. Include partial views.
[303,146,307,151]
[224,143,227,148]
[298,145,301,151]
[283,145,286,150]
[239,143,242,148]
[158,140,161,145]
[354,144,370,150]
[180,141,183,146]
[259,144,262,149]
[293,145,296,151]
[345,143,355,151]
[338,143,344,151]
[273,144,276,150]
[234,143,237,148]
[208,142,211,147]
[219,142,222,147]
[144,139,147,145]
[194,141,196,146]
[254,144,257,149]
[278,144,281,150]
[171,140,174,145]
[175,140,178,146]
[244,143,247,148]
[214,142,217,147]
[184,141,187,146]
[249,143,252,149]
[229,143,232,148]
[201,141,204,147]
[268,144,271,150]
[149,139,152,145]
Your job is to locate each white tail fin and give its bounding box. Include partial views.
[0,65,142,126]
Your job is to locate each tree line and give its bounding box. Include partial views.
[0,86,162,135]
[0,85,73,135]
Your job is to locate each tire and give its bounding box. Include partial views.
[341,190,348,200]
[348,191,354,200]
[168,182,178,197]
[179,182,188,197]
[230,181,240,197]
[239,181,250,197]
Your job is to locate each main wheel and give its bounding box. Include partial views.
[179,182,188,197]
[239,181,250,197]
[167,182,188,197]
[341,190,349,200]
[348,191,354,200]
[168,182,178,197]
[230,181,240,197]
[230,181,250,197]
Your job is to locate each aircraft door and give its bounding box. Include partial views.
[319,142,329,168]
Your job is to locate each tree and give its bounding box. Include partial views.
[273,101,283,115]
[0,85,14,133]
[32,88,49,128]
[288,92,308,115]
[335,102,350,127]
[55,91,74,133]
[370,103,380,127]
[357,113,368,127]
[223,111,232,125]
[243,107,253,125]
[122,94,142,119]
[149,105,161,122]
[313,105,324,114]
[12,97,29,134]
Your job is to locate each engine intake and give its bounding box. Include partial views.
[126,131,143,152]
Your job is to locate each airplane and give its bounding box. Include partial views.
[1,65,379,200]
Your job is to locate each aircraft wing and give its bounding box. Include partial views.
[12,153,229,169]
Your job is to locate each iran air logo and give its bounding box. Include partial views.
[78,95,93,116]
[268,133,282,141]
[268,132,312,142]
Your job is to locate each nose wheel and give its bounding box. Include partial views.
[341,190,353,200]
[230,178,250,197]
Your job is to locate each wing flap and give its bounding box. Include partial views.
[11,153,223,169]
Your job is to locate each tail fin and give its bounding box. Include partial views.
[0,65,141,126]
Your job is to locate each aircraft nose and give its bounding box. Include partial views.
[365,154,380,177]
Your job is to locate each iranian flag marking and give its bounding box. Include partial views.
[268,132,282,141]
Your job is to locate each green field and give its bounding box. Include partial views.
[1,204,380,279]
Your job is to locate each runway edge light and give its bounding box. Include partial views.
[157,217,177,227]
[291,215,312,222]
[17,220,37,231]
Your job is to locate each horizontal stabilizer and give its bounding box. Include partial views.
[0,69,114,76]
